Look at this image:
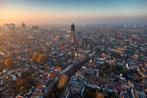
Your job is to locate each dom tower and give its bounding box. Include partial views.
[71,23,75,42]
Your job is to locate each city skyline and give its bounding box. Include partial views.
[0,0,147,25]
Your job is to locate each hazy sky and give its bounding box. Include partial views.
[0,0,147,25]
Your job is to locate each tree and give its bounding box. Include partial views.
[36,54,48,64]
[4,57,13,68]
[32,53,48,64]
[32,53,39,63]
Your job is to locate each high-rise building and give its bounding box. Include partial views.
[9,23,15,32]
[32,25,39,32]
[0,26,2,32]
[71,23,75,42]
[3,23,15,33]
[21,22,26,30]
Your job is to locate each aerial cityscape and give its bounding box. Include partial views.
[0,0,147,98]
